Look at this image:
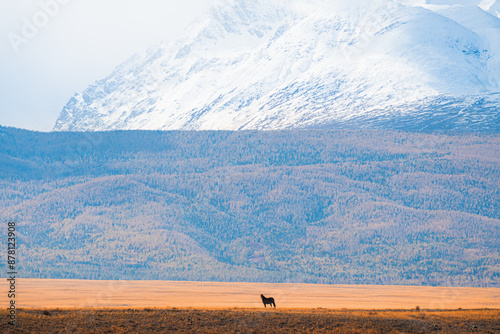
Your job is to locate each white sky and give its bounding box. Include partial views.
[0,0,214,132]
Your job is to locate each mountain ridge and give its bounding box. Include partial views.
[2,127,499,285]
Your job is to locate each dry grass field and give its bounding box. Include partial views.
[3,279,499,309]
[1,308,499,333]
[1,279,499,333]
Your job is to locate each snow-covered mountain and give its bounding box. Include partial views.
[54,0,500,132]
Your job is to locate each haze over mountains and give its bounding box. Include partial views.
[1,127,499,285]
[54,0,500,132]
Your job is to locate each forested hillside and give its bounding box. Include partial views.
[1,127,499,286]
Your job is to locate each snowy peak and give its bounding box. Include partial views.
[187,0,289,50]
[417,0,500,17]
[487,0,500,16]
[54,0,500,132]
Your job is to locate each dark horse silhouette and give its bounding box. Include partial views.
[260,294,276,308]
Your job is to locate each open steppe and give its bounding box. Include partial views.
[2,279,499,309]
[1,308,499,333]
[1,279,499,332]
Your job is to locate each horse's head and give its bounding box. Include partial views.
[260,294,265,299]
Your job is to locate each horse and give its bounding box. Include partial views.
[260,294,276,308]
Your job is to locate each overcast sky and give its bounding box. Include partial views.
[0,0,214,131]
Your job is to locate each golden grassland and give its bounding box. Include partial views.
[2,279,500,309]
[1,279,499,333]
[1,307,499,333]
